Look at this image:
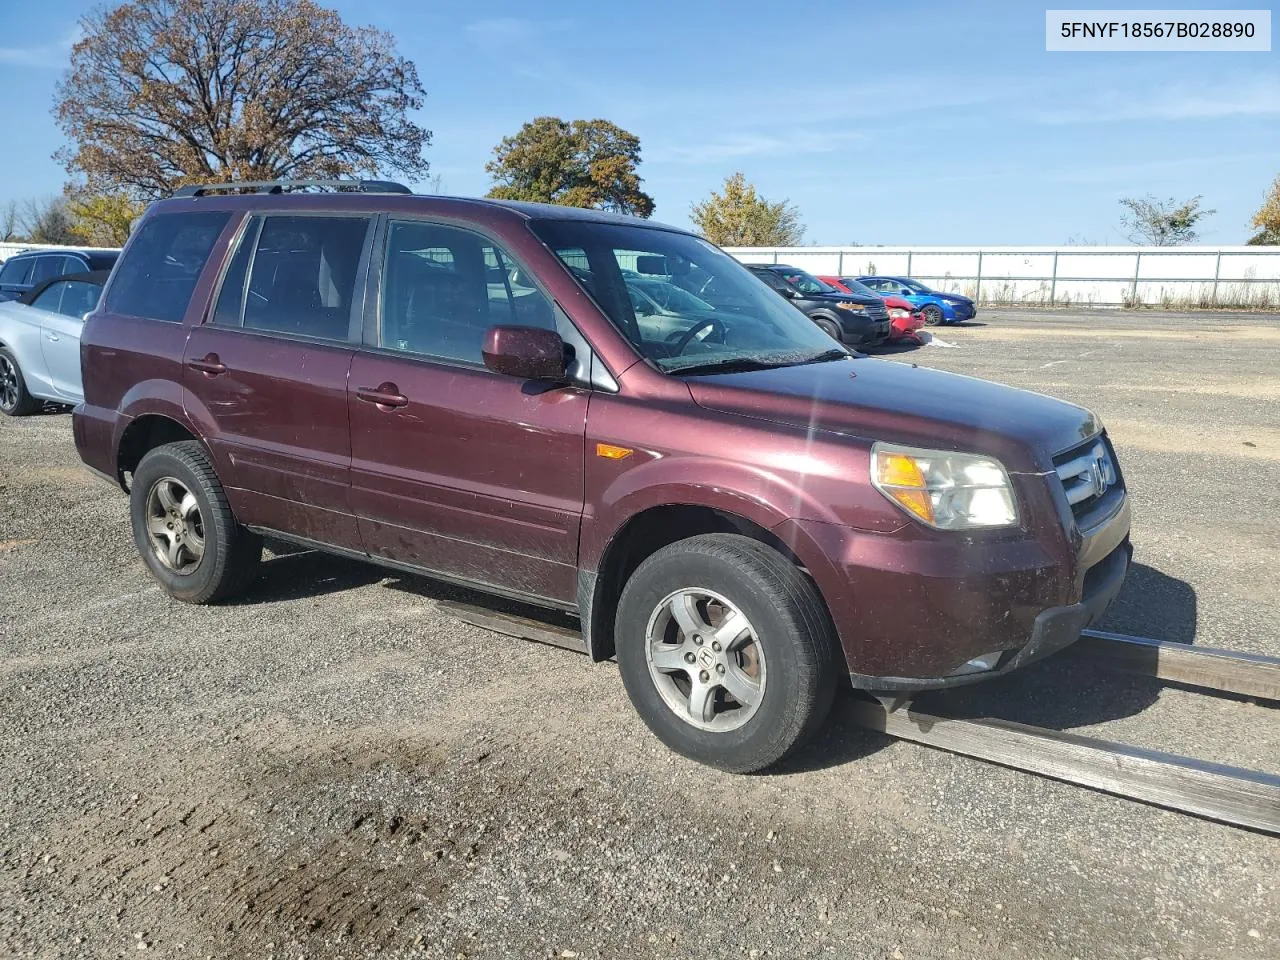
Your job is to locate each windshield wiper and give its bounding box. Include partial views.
[793,348,852,366]
[671,356,794,376]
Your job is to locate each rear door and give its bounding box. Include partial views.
[347,218,589,604]
[184,213,373,549]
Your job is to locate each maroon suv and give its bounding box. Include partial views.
[74,181,1131,771]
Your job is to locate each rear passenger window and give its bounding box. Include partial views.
[105,212,230,322]
[30,256,66,284]
[381,221,556,363]
[237,216,368,341]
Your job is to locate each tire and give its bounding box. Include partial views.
[129,440,262,603]
[615,533,839,773]
[813,315,843,342]
[0,347,39,416]
[921,304,944,326]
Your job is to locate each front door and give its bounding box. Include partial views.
[348,219,589,604]
[183,213,373,549]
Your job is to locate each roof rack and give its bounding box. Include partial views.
[172,179,413,198]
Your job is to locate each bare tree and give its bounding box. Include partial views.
[1118,195,1214,246]
[55,0,431,199]
[19,197,82,245]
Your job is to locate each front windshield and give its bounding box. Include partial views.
[839,278,880,298]
[778,269,834,294]
[531,220,844,373]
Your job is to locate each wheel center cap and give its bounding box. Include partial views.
[697,647,717,670]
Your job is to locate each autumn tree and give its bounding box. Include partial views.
[1118,194,1214,246]
[485,117,654,217]
[54,0,431,199]
[690,173,805,246]
[1247,175,1280,245]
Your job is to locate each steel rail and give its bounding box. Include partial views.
[1076,629,1280,701]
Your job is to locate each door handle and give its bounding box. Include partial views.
[356,383,409,409]
[46,333,60,342]
[188,353,227,376]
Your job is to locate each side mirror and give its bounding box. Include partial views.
[780,288,799,299]
[482,325,568,381]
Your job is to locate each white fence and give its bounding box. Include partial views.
[725,245,1280,308]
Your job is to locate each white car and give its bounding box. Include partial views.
[0,270,110,415]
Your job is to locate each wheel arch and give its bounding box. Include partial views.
[116,413,207,489]
[581,502,836,664]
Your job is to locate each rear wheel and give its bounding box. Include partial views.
[0,348,38,416]
[921,304,944,326]
[130,440,262,603]
[615,534,838,772]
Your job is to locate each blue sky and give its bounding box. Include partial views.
[1,0,1277,244]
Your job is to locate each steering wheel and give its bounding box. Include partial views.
[668,318,725,355]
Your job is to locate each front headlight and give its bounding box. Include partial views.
[834,301,865,311]
[887,307,911,319]
[871,442,1018,530]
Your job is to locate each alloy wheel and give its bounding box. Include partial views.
[144,477,206,574]
[645,587,766,732]
[0,355,18,412]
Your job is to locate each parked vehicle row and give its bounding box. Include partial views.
[818,276,926,344]
[65,180,1131,773]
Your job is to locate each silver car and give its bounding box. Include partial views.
[0,270,110,415]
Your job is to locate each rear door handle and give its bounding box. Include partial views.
[188,354,227,376]
[356,383,409,409]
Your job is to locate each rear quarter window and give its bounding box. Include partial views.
[104,212,231,322]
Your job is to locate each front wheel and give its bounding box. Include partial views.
[615,534,838,772]
[813,316,843,341]
[130,440,262,603]
[921,304,944,326]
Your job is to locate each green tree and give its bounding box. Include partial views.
[689,173,805,246]
[55,0,430,200]
[485,117,654,217]
[65,189,145,246]
[1118,194,1214,246]
[1247,176,1280,245]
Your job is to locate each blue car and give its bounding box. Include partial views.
[856,276,976,326]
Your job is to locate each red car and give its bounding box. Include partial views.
[819,276,925,344]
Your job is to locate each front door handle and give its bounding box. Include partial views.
[356,383,409,409]
[46,332,60,342]
[188,353,227,376]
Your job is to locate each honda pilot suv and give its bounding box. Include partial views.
[75,181,1132,772]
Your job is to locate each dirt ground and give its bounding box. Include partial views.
[1,307,1277,959]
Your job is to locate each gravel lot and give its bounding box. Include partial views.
[1,307,1277,959]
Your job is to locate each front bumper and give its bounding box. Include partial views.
[847,537,1131,690]
[844,318,891,347]
[775,488,1131,690]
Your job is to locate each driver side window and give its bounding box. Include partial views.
[380,221,556,365]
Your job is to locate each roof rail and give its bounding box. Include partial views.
[172,179,413,198]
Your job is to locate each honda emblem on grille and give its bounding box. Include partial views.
[1089,447,1112,498]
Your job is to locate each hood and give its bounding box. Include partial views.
[805,290,882,306]
[687,357,1099,469]
[880,295,915,310]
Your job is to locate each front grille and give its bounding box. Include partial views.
[1053,435,1122,524]
[865,303,889,321]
